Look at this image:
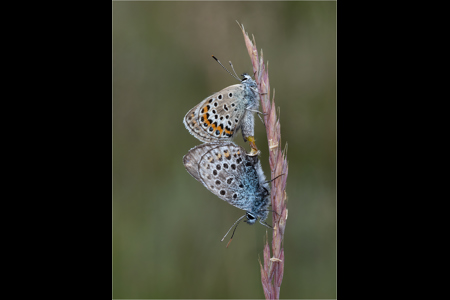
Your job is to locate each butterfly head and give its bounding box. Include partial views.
[241,73,251,81]
[241,73,257,89]
[244,211,257,225]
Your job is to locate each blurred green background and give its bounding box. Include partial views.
[113,1,336,299]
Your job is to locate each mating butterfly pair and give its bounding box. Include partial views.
[182,57,271,245]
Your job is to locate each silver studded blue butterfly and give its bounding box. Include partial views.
[183,57,260,155]
[183,142,272,236]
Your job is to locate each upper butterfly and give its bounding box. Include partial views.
[183,57,260,155]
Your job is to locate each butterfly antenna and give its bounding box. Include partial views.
[228,60,240,79]
[226,223,241,248]
[221,214,246,247]
[212,55,241,82]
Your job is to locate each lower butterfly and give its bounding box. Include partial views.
[183,142,273,246]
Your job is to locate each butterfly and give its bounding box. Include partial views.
[183,142,272,245]
[183,56,261,156]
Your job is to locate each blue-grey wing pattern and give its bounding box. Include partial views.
[183,143,269,213]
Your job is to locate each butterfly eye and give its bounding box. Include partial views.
[246,212,256,220]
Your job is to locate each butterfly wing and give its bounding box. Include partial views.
[184,142,264,212]
[183,100,214,144]
[183,84,248,143]
[183,143,221,182]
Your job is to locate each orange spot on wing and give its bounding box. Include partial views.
[201,105,209,114]
[217,125,223,135]
[203,114,210,126]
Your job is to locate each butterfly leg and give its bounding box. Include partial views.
[259,219,273,229]
[257,113,266,127]
[246,108,267,126]
[246,108,267,116]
